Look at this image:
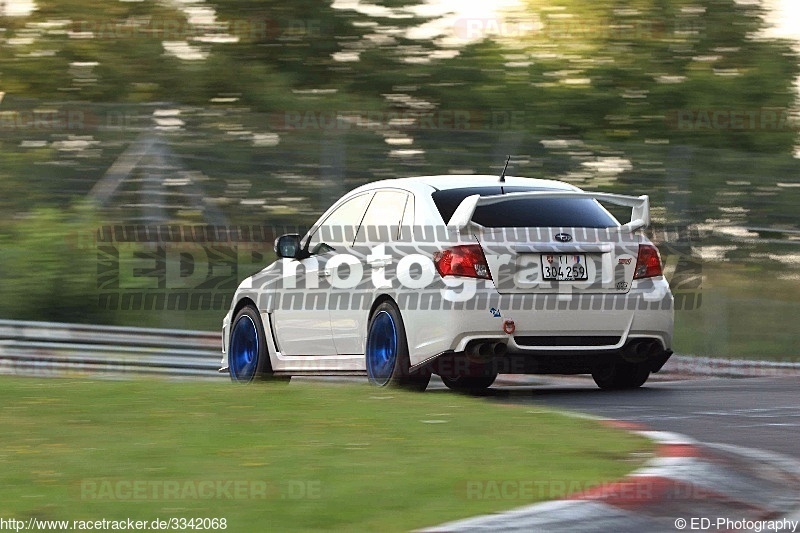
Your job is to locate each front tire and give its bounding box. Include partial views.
[366,301,430,392]
[229,305,282,383]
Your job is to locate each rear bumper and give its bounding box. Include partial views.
[402,280,674,367]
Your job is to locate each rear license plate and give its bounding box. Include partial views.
[541,254,588,281]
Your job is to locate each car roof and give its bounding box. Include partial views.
[350,175,581,195]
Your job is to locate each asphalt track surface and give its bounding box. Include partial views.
[475,376,800,459]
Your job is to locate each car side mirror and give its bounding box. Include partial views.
[275,234,302,259]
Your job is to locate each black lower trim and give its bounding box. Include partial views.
[649,349,673,373]
[514,335,621,347]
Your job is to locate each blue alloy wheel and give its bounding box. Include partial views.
[229,314,259,382]
[366,310,398,386]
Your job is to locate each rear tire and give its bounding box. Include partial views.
[441,373,497,393]
[366,301,430,392]
[592,361,650,390]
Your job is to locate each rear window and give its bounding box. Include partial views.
[431,186,617,228]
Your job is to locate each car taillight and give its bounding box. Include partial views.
[433,244,492,280]
[633,244,663,279]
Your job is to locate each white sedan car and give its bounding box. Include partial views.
[221,175,674,391]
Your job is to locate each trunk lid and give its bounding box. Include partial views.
[444,190,650,295]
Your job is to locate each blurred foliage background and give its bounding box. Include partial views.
[0,0,798,357]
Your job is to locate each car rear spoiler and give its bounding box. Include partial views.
[447,191,650,232]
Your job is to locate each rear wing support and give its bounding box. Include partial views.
[446,191,650,232]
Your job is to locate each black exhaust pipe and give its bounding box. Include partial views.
[465,340,506,362]
[622,339,660,363]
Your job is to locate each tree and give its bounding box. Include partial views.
[417,0,799,154]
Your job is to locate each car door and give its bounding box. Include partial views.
[271,192,372,356]
[330,189,412,354]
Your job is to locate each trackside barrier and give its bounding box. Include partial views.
[0,319,222,378]
[0,320,797,379]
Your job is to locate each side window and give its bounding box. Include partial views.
[356,190,410,244]
[308,193,371,252]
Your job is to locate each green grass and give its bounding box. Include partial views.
[0,377,652,531]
